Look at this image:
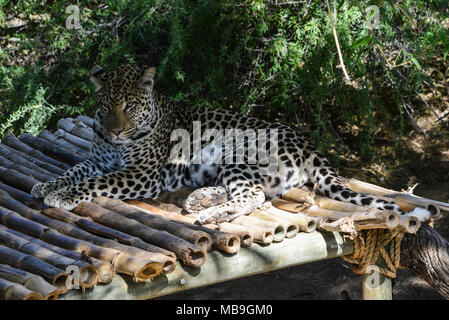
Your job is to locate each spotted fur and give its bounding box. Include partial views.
[31,64,400,223]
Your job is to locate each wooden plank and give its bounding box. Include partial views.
[59,230,353,300]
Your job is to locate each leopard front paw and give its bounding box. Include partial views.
[44,188,85,211]
[197,207,231,224]
[31,181,59,199]
[184,186,228,214]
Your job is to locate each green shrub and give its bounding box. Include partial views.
[0,0,448,162]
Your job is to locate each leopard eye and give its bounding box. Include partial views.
[125,101,136,111]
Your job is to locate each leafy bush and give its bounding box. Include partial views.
[0,0,448,164]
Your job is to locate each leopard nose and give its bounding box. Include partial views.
[109,128,124,136]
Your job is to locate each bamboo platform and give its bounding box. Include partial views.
[0,115,447,300]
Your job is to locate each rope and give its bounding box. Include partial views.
[342,229,405,279]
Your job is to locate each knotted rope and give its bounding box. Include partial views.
[342,229,405,278]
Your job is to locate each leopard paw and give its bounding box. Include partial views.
[31,181,59,199]
[44,188,83,211]
[196,206,232,224]
[184,186,228,214]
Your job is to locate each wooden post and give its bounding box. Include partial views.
[361,258,393,300]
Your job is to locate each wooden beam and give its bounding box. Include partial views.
[59,231,353,300]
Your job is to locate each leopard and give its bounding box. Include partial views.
[31,64,400,224]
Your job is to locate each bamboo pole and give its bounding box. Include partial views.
[0,207,164,281]
[232,215,285,242]
[0,182,35,205]
[19,133,87,166]
[0,154,53,183]
[397,215,421,234]
[39,130,90,158]
[316,217,357,235]
[0,143,59,178]
[54,129,91,152]
[41,207,176,274]
[342,178,446,217]
[0,165,41,193]
[126,200,243,252]
[263,205,317,233]
[1,134,71,171]
[57,118,94,141]
[0,225,114,284]
[0,228,98,289]
[0,193,166,280]
[0,278,43,300]
[249,209,299,238]
[75,115,94,128]
[73,202,207,267]
[92,197,213,251]
[282,187,315,204]
[60,231,354,300]
[216,223,253,247]
[307,205,399,230]
[0,264,58,300]
[0,245,69,294]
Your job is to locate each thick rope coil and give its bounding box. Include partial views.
[342,229,405,279]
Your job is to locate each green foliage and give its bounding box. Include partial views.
[0,0,448,161]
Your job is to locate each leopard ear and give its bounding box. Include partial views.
[138,67,156,92]
[89,65,105,92]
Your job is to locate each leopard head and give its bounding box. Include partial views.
[90,64,157,144]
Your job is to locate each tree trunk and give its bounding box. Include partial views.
[400,223,449,299]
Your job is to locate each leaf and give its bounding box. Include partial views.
[350,36,372,49]
[409,55,421,70]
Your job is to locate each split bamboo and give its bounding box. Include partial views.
[0,264,58,300]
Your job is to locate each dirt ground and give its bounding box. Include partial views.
[157,182,448,300]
